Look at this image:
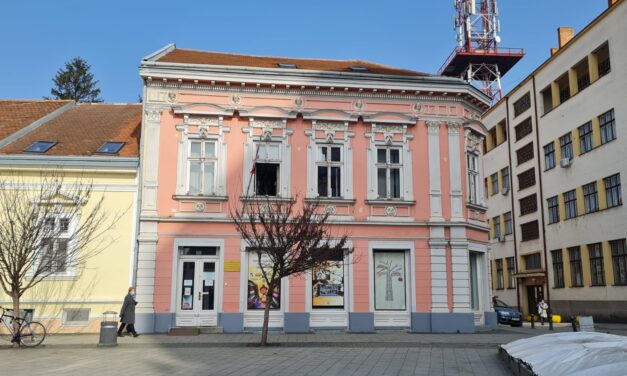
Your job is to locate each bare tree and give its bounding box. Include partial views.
[0,172,121,345]
[232,197,350,345]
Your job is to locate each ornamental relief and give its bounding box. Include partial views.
[314,121,347,131]
[447,121,462,134]
[252,119,285,129]
[426,120,441,134]
[373,124,406,134]
[185,116,220,126]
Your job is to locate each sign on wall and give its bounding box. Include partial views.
[247,253,280,310]
[312,256,344,309]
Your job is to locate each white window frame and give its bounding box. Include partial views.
[315,144,344,198]
[375,146,403,200]
[39,213,79,279]
[186,139,218,196]
[252,141,283,197]
[467,152,480,204]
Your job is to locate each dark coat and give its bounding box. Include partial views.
[119,293,137,324]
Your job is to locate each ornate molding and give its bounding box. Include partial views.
[426,120,441,134]
[447,121,462,135]
[465,129,483,152]
[251,119,286,129]
[313,121,348,131]
[372,124,406,134]
[184,115,221,126]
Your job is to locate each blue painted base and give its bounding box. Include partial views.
[431,312,475,333]
[284,313,310,333]
[484,311,498,329]
[219,313,244,333]
[135,312,155,333]
[411,312,432,333]
[348,313,375,333]
[155,313,175,333]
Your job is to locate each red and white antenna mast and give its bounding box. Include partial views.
[440,0,524,103]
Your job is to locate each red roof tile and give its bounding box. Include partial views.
[156,48,429,77]
[0,100,72,141]
[0,103,141,157]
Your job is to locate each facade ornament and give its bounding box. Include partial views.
[145,109,162,122]
[198,127,210,139]
[260,129,273,141]
[375,124,405,134]
[294,97,304,108]
[167,92,177,103]
[353,100,365,111]
[447,121,462,134]
[186,116,220,126]
[193,202,206,212]
[412,103,422,113]
[230,94,241,106]
[385,206,397,217]
[325,132,335,144]
[426,120,440,134]
[384,134,394,146]
[325,205,337,215]
[314,121,346,131]
[253,119,285,129]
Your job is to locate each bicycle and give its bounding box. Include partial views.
[0,306,46,347]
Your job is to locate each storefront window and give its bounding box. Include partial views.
[312,253,344,309]
[374,251,406,311]
[247,252,280,310]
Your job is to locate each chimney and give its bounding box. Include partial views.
[558,27,574,48]
[608,0,618,7]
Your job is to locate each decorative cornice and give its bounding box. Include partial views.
[426,120,441,134]
[447,121,462,135]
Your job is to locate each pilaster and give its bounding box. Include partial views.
[427,121,443,221]
[447,121,464,222]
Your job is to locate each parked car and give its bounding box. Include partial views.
[493,298,523,327]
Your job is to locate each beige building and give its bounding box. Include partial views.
[483,0,626,321]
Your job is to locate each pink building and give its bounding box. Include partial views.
[136,44,493,333]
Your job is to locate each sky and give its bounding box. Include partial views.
[0,0,609,103]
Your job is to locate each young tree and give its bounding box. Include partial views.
[47,57,102,102]
[0,172,120,346]
[232,197,350,346]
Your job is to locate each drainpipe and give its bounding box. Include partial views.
[131,84,148,288]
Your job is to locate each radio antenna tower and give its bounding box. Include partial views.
[439,0,524,103]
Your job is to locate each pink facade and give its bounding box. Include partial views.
[136,45,492,333]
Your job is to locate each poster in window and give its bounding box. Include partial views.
[312,257,344,309]
[247,252,280,310]
[374,251,406,311]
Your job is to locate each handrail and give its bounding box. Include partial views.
[439,46,525,74]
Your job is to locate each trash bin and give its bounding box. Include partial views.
[98,311,118,347]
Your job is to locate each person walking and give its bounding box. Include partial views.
[118,287,140,337]
[537,298,549,326]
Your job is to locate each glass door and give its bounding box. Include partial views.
[176,259,219,326]
[201,262,215,311]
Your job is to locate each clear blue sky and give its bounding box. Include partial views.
[1,0,607,103]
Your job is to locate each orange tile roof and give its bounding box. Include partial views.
[0,103,141,157]
[0,99,72,141]
[156,48,429,77]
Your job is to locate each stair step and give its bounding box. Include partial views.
[168,327,199,336]
[199,327,224,334]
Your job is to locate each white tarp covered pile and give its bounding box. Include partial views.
[501,332,627,376]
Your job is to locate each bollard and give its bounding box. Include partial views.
[530,313,535,329]
[570,316,578,332]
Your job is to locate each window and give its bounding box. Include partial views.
[611,239,627,285]
[253,143,281,196]
[547,196,560,224]
[569,247,583,287]
[506,257,515,288]
[187,140,217,195]
[559,133,573,160]
[40,216,72,274]
[595,43,611,77]
[469,252,481,310]
[24,141,56,153]
[317,145,342,198]
[583,182,599,214]
[588,243,605,286]
[544,142,556,170]
[247,252,280,310]
[513,92,531,117]
[467,152,480,204]
[516,142,534,165]
[493,215,501,239]
[504,212,513,235]
[514,118,533,141]
[519,194,538,216]
[556,73,570,103]
[63,308,91,326]
[373,251,406,310]
[563,190,578,219]
[501,167,510,193]
[604,174,622,208]
[518,168,536,190]
[96,141,125,154]
[524,253,542,270]
[490,173,499,195]
[495,259,504,289]
[541,87,553,115]
[520,220,539,242]
[578,122,593,154]
[376,147,402,199]
[574,58,590,91]
[312,251,345,309]
[551,250,565,288]
[599,109,616,145]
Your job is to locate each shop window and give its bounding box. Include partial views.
[312,252,345,309]
[373,251,406,311]
[247,252,280,310]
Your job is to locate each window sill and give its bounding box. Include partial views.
[304,198,356,205]
[570,285,584,288]
[466,202,487,212]
[173,195,228,202]
[240,196,294,203]
[590,284,607,287]
[365,199,416,206]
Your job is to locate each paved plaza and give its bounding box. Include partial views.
[2,324,626,376]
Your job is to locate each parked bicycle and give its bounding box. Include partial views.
[0,306,46,347]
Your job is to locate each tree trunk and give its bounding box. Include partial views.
[260,283,275,346]
[11,291,20,347]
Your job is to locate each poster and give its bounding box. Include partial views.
[247,252,280,310]
[312,259,344,309]
[374,251,406,311]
